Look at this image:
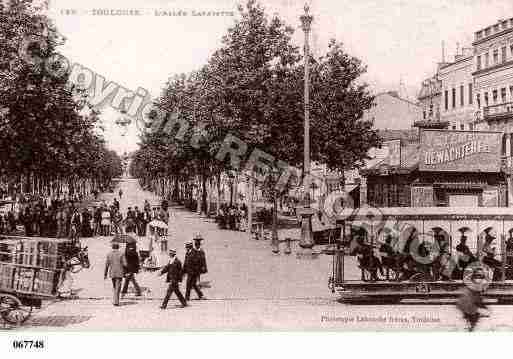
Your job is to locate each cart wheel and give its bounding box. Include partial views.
[0,294,33,325]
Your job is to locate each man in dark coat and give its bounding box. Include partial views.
[193,235,208,273]
[456,234,471,254]
[22,207,33,236]
[93,206,102,236]
[113,198,120,212]
[161,199,169,213]
[159,249,187,309]
[135,206,144,236]
[121,243,142,296]
[183,242,204,300]
[126,207,135,233]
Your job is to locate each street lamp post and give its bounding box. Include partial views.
[298,4,316,255]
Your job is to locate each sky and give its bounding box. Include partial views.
[47,0,513,154]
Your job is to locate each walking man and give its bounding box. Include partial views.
[104,243,127,306]
[159,249,187,309]
[457,267,489,331]
[184,242,204,300]
[121,243,142,297]
[193,234,208,275]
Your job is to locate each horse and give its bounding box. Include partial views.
[64,245,90,273]
[349,238,383,282]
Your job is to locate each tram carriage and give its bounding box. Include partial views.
[330,207,513,303]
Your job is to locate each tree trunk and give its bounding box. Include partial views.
[201,174,207,215]
[229,177,234,207]
[216,173,221,215]
[247,176,254,239]
[271,191,279,253]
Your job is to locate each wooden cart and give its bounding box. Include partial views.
[0,236,70,325]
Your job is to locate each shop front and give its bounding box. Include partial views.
[363,129,509,208]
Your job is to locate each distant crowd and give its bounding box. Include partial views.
[0,189,170,240]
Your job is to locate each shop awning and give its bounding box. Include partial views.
[433,182,486,190]
[345,184,359,193]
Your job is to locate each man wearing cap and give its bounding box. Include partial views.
[184,242,204,300]
[104,243,127,306]
[159,249,187,309]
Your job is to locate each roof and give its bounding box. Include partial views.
[337,206,513,222]
[400,143,421,168]
[378,129,419,143]
[374,91,420,108]
[362,142,420,174]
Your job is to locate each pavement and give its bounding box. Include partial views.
[71,178,334,301]
[4,177,513,331]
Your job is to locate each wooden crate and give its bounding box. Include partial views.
[0,236,68,296]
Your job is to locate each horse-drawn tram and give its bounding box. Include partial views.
[330,207,513,303]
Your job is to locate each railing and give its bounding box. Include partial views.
[413,117,448,129]
[483,102,513,119]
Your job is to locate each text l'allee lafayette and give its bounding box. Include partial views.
[154,9,235,17]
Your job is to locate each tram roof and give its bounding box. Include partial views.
[338,207,513,221]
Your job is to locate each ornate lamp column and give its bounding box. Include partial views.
[297,4,316,256]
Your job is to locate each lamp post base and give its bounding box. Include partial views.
[296,247,320,260]
[297,207,318,259]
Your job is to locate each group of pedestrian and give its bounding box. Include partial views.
[104,233,207,308]
[123,200,169,236]
[104,241,143,305]
[0,196,93,241]
[92,196,170,238]
[216,203,247,231]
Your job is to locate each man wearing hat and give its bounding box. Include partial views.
[159,248,187,309]
[456,234,470,254]
[104,242,127,306]
[193,234,208,276]
[184,242,204,300]
[481,229,502,274]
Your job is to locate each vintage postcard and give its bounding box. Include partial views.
[2,0,513,345]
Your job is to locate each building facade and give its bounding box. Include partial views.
[363,91,422,130]
[418,74,443,125]
[473,18,513,132]
[361,129,511,208]
[439,49,476,131]
[418,18,513,133]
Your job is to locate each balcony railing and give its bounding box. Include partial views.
[483,101,513,120]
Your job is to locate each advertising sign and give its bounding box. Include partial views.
[482,189,498,207]
[419,130,502,172]
[411,186,434,207]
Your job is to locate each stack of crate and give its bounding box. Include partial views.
[0,238,68,296]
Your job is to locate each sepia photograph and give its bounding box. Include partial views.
[2,0,513,348]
